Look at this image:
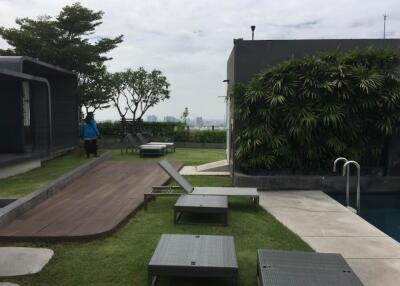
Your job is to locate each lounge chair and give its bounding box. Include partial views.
[257,249,364,285]
[156,160,259,204]
[121,133,166,157]
[136,133,175,152]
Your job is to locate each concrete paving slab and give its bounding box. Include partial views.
[302,236,400,258]
[347,258,400,286]
[196,160,228,172]
[0,283,20,286]
[260,190,347,212]
[266,207,386,237]
[179,166,229,176]
[0,247,53,277]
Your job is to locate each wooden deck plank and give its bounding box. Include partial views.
[0,160,180,241]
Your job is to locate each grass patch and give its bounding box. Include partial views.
[0,149,312,285]
[111,148,226,165]
[2,176,311,286]
[0,151,89,198]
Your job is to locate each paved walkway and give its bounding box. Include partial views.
[179,160,229,176]
[260,191,400,286]
[179,166,229,176]
[0,247,53,277]
[0,161,180,241]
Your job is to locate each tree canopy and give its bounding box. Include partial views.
[0,2,123,112]
[110,67,170,122]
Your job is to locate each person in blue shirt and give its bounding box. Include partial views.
[80,112,101,158]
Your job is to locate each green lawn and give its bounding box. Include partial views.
[0,151,89,198]
[0,148,312,286]
[2,175,311,286]
[111,148,226,165]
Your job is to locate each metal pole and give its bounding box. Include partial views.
[357,166,361,213]
[384,14,388,39]
[346,164,350,207]
[343,160,361,214]
[334,157,349,205]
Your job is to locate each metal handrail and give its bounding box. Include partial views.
[333,157,350,207]
[343,160,361,214]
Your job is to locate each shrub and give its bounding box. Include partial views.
[97,121,226,143]
[172,130,226,143]
[232,48,400,172]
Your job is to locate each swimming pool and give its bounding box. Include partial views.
[328,192,400,242]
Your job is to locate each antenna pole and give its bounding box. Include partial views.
[384,14,388,39]
[251,25,256,40]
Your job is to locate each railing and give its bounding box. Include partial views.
[333,157,350,206]
[333,158,361,214]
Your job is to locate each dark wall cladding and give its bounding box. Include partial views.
[0,81,23,152]
[49,77,79,149]
[31,82,50,151]
[0,56,79,153]
[232,39,400,84]
[21,59,79,150]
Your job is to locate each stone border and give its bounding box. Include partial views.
[174,142,226,149]
[0,150,112,229]
[234,171,400,192]
[99,141,226,149]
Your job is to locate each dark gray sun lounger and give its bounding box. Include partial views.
[257,250,364,286]
[121,133,166,157]
[137,133,175,152]
[174,195,228,225]
[148,234,238,286]
[158,160,259,204]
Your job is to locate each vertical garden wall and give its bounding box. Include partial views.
[232,48,400,175]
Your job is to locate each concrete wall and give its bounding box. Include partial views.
[234,171,400,193]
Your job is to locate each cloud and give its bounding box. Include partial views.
[0,0,399,121]
[266,20,320,29]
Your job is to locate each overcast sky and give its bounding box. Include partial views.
[0,0,399,121]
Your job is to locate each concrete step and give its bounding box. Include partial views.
[196,160,228,172]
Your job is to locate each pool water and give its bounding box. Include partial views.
[328,193,400,242]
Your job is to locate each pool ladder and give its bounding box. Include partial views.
[333,158,361,214]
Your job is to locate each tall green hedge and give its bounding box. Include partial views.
[97,121,226,143]
[232,48,400,172]
[97,121,185,137]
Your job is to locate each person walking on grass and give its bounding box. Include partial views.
[80,112,101,158]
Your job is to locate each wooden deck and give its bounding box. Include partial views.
[0,161,180,241]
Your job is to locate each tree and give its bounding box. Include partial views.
[0,2,123,112]
[80,65,112,114]
[111,67,170,123]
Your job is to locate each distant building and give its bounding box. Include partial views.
[164,116,179,122]
[195,117,204,128]
[147,115,158,122]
